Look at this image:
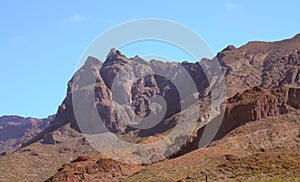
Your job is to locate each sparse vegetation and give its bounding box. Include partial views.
[125,114,300,181]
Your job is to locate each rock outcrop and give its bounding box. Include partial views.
[46,153,142,182]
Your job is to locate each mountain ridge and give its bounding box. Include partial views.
[0,114,54,154]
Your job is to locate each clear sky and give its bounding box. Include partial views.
[0,1,299,118]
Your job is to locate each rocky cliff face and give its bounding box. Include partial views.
[37,49,211,138]
[0,115,54,154]
[57,34,300,134]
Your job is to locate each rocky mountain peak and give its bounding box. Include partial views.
[104,48,131,66]
[222,45,236,52]
[20,34,300,154]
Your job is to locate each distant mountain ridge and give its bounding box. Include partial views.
[0,115,55,154]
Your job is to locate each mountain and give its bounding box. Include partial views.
[0,34,299,181]
[23,33,300,157]
[31,34,300,139]
[0,115,54,154]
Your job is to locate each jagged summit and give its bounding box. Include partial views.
[221,45,236,52]
[106,48,124,58]
[104,48,155,66]
[104,48,131,66]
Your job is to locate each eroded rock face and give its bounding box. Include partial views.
[54,35,299,136]
[171,86,300,157]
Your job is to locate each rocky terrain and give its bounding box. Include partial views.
[126,113,300,181]
[0,115,54,154]
[0,34,299,181]
[172,86,300,157]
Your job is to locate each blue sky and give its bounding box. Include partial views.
[0,1,299,118]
